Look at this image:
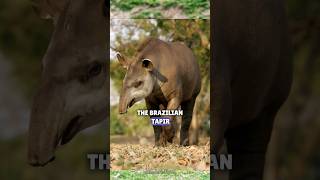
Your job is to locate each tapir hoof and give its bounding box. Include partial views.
[180,138,189,146]
[155,135,168,147]
[162,126,175,142]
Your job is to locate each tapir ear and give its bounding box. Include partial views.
[142,59,153,71]
[116,53,128,69]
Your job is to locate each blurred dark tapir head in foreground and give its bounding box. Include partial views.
[28,0,108,166]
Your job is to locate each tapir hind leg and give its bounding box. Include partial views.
[180,96,197,146]
[225,104,280,180]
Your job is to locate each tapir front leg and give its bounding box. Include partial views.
[161,97,181,145]
[146,100,162,146]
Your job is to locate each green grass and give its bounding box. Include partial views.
[111,0,209,18]
[169,0,209,15]
[111,0,161,11]
[133,11,163,19]
[111,170,210,180]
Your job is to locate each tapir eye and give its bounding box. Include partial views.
[133,81,143,88]
[88,62,102,78]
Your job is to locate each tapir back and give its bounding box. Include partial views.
[140,39,201,101]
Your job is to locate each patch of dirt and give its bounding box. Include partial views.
[111,142,210,171]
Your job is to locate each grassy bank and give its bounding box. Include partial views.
[111,170,210,180]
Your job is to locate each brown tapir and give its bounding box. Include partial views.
[212,0,292,179]
[117,38,201,146]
